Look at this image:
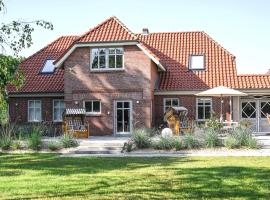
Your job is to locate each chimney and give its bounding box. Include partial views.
[142,28,149,35]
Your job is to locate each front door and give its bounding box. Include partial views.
[240,98,270,133]
[114,101,132,134]
[240,99,257,131]
[259,100,270,132]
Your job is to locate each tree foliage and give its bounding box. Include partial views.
[0,0,53,123]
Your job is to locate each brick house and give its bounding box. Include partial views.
[8,16,270,135]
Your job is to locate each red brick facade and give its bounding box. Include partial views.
[153,95,231,126]
[9,96,64,123]
[63,45,158,135]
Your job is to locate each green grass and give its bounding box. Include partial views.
[0,154,270,199]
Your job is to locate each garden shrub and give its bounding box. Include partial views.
[122,141,134,152]
[153,136,176,150]
[224,136,239,149]
[131,128,151,149]
[0,124,15,150]
[206,116,223,130]
[0,135,12,150]
[247,137,259,149]
[28,126,42,150]
[60,134,79,148]
[48,141,62,151]
[233,127,252,146]
[11,140,23,150]
[183,134,199,149]
[174,138,184,151]
[239,119,252,128]
[203,128,220,148]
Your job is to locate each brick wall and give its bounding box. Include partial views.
[9,97,64,123]
[64,45,159,135]
[153,95,231,127]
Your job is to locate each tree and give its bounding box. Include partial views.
[0,0,53,123]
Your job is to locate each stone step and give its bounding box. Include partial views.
[74,150,121,154]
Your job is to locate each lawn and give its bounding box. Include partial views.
[0,154,270,199]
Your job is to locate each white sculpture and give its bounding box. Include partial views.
[161,128,173,137]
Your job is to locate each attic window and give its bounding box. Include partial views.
[41,59,55,73]
[189,55,205,70]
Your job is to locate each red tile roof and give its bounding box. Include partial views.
[8,36,78,94]
[138,32,240,90]
[8,17,270,94]
[77,16,137,42]
[237,74,270,89]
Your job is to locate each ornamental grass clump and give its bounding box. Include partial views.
[28,126,42,150]
[203,128,220,148]
[60,134,79,148]
[152,136,176,150]
[48,141,62,151]
[183,134,199,149]
[0,124,15,150]
[224,136,239,149]
[131,128,151,149]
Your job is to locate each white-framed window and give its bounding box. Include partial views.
[53,100,65,122]
[196,98,212,121]
[28,100,42,122]
[91,48,124,70]
[84,100,101,115]
[163,98,179,113]
[41,59,55,73]
[189,55,205,70]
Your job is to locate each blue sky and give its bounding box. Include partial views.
[2,0,270,74]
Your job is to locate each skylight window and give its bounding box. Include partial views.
[189,55,205,70]
[41,59,55,73]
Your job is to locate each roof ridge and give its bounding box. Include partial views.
[76,16,137,43]
[111,16,137,40]
[137,31,204,35]
[201,31,235,58]
[21,35,78,65]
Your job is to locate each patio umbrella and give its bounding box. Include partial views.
[195,86,247,121]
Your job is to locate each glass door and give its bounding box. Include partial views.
[241,100,257,132]
[115,101,132,134]
[259,100,270,132]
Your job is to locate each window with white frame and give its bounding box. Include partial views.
[53,100,65,122]
[28,100,42,122]
[91,48,124,70]
[189,55,205,70]
[41,59,55,73]
[164,98,179,113]
[197,98,212,121]
[84,100,101,114]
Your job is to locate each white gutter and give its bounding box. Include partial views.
[136,43,166,72]
[154,90,203,95]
